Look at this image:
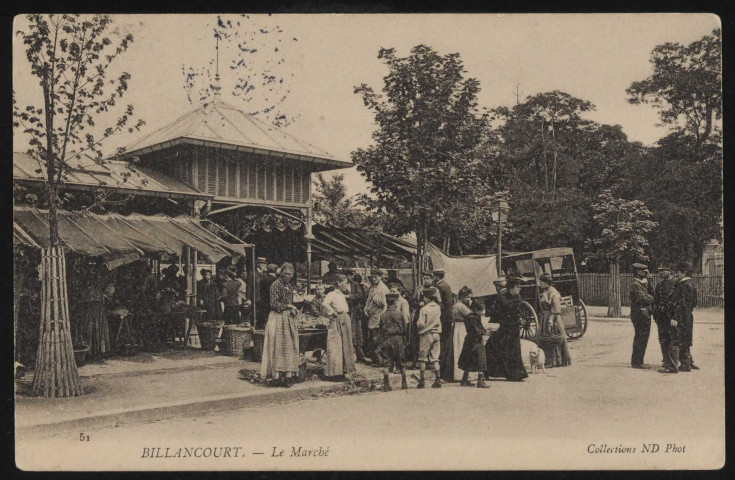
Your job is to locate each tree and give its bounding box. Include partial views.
[626,28,721,148]
[493,91,595,198]
[311,173,376,229]
[352,45,489,275]
[626,28,722,267]
[14,14,143,397]
[181,14,300,127]
[584,190,658,317]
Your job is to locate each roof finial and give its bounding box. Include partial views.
[211,31,222,103]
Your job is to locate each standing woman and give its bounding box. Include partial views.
[260,263,300,387]
[451,286,473,383]
[484,276,528,381]
[538,273,572,367]
[76,269,112,362]
[322,274,356,378]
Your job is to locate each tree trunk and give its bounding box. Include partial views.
[607,261,622,318]
[31,247,83,397]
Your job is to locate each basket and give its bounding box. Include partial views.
[199,322,225,351]
[223,324,252,358]
[73,345,90,366]
[250,330,265,361]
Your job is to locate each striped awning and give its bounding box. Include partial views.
[13,206,252,266]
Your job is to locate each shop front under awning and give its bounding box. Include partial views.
[13,206,252,267]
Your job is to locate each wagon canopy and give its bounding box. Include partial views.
[13,205,251,268]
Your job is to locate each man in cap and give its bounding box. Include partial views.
[416,286,443,388]
[342,268,367,363]
[408,272,442,368]
[220,265,244,324]
[247,257,269,327]
[433,269,456,381]
[377,291,408,391]
[197,269,221,321]
[363,269,390,363]
[629,263,654,369]
[653,265,678,373]
[386,269,404,290]
[321,261,341,287]
[669,261,698,372]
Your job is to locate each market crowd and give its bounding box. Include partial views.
[67,255,700,390]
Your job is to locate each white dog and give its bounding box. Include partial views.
[529,346,546,374]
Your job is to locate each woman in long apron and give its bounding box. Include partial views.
[322,274,356,378]
[260,263,300,387]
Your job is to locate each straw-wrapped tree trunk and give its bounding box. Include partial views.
[14,14,143,397]
[33,247,83,397]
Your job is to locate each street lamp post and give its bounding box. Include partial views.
[492,198,509,277]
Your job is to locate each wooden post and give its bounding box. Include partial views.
[304,204,314,294]
[32,247,83,397]
[251,245,257,327]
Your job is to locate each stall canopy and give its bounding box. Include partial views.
[14,206,251,267]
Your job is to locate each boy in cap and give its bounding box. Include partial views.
[629,263,654,369]
[378,292,408,391]
[653,265,678,373]
[416,286,442,388]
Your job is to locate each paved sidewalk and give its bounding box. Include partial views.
[15,354,390,438]
[587,305,723,324]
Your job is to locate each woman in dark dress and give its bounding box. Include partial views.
[458,300,490,388]
[484,276,528,381]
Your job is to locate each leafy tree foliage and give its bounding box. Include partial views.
[311,173,377,229]
[627,28,722,147]
[14,14,144,244]
[351,45,489,264]
[181,14,300,127]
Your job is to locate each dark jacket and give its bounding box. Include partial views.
[653,278,676,321]
[671,277,697,345]
[630,278,654,320]
[435,279,455,324]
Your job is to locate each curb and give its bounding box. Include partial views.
[16,371,397,439]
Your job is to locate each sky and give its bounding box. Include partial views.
[12,13,721,197]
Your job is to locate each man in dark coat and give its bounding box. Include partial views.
[343,268,367,363]
[197,269,220,321]
[433,269,456,381]
[321,262,340,287]
[653,265,678,373]
[629,263,654,369]
[669,261,698,372]
[247,257,269,327]
[386,269,404,290]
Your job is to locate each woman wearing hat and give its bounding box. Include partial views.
[538,273,572,368]
[260,263,300,387]
[484,276,528,381]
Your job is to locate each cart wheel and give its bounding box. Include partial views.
[568,299,588,340]
[519,301,538,342]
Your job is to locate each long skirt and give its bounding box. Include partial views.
[451,321,467,378]
[261,310,300,377]
[440,321,456,381]
[77,301,110,361]
[259,314,277,379]
[458,334,487,373]
[325,313,356,377]
[539,313,572,367]
[485,326,528,381]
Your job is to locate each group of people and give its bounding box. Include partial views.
[629,261,699,374]
[197,257,280,327]
[255,262,575,390]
